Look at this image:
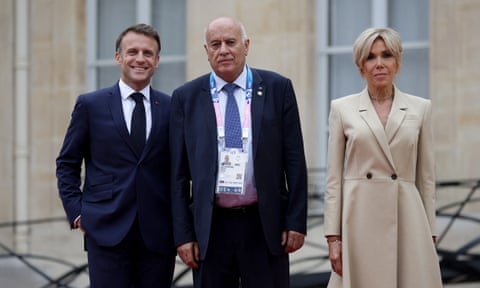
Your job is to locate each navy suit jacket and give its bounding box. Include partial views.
[169,68,308,259]
[56,83,173,254]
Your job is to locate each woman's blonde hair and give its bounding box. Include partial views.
[353,27,403,71]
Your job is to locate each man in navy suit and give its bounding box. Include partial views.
[56,24,175,287]
[170,17,308,288]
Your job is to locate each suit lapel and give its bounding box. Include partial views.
[251,69,265,159]
[199,80,218,147]
[145,89,164,159]
[358,88,396,169]
[108,84,135,149]
[108,83,143,158]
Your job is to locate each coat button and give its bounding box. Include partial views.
[366,172,372,179]
[391,174,397,180]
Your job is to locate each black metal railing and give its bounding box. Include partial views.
[0,217,88,288]
[435,179,480,284]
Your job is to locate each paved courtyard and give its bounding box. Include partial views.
[1,212,479,287]
[1,180,479,287]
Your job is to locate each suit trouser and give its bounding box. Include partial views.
[194,204,289,288]
[85,218,176,288]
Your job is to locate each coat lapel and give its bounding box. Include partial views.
[358,88,396,169]
[385,86,407,144]
[251,69,265,159]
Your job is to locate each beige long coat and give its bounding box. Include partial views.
[324,87,442,288]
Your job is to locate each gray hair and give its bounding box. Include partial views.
[203,17,249,46]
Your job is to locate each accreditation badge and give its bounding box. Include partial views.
[216,149,248,195]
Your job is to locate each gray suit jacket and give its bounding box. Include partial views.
[169,68,308,259]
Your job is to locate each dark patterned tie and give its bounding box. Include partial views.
[130,92,146,155]
[223,83,242,148]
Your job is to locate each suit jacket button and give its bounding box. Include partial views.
[391,174,397,180]
[366,172,372,179]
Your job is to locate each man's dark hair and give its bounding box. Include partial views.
[115,23,161,55]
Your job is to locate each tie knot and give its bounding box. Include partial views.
[223,83,237,96]
[131,93,144,104]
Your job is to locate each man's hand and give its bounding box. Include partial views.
[282,230,305,253]
[177,242,200,269]
[74,217,85,234]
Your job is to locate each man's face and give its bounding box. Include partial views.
[204,18,249,83]
[115,32,160,91]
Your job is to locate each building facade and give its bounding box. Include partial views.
[0,0,478,262]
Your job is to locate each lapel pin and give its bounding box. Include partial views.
[257,87,263,96]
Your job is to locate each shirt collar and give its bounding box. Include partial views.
[213,65,247,91]
[118,79,151,102]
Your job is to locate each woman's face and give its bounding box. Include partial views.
[360,38,399,90]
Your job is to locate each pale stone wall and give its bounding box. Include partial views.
[430,0,480,181]
[0,0,86,253]
[0,0,15,245]
[29,0,86,219]
[28,0,86,256]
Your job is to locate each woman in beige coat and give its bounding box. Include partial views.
[324,27,443,288]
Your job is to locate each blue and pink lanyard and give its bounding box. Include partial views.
[210,66,253,149]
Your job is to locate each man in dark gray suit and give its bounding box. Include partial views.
[170,17,308,288]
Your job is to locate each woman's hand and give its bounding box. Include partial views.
[327,236,343,276]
